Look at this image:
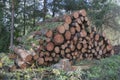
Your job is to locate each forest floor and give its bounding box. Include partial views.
[0,45,120,80]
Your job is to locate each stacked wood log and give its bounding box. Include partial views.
[10,9,114,69]
[114,45,120,54]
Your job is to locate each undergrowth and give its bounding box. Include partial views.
[82,54,120,80]
[0,53,120,80]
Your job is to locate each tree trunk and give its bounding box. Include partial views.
[43,0,47,21]
[23,0,26,35]
[10,0,14,50]
[33,0,36,27]
[13,47,32,62]
[52,0,55,17]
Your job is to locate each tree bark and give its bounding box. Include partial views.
[10,0,14,50]
[23,0,26,35]
[33,0,36,27]
[52,0,55,17]
[43,0,47,21]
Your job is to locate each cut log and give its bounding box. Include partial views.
[110,49,114,55]
[106,44,112,51]
[83,43,88,49]
[70,27,76,35]
[63,23,69,30]
[59,59,72,71]
[68,40,71,43]
[94,41,98,47]
[33,31,41,36]
[79,54,83,60]
[81,24,85,29]
[73,11,79,18]
[36,9,86,23]
[45,52,50,57]
[77,43,82,50]
[54,33,64,45]
[61,44,66,50]
[48,57,53,62]
[45,57,49,61]
[88,45,92,49]
[13,47,32,62]
[74,51,78,56]
[80,30,87,37]
[97,55,101,59]
[46,42,54,51]
[103,48,107,54]
[73,55,77,59]
[69,43,75,51]
[79,9,87,17]
[90,32,94,38]
[96,46,100,52]
[39,51,44,57]
[46,38,51,42]
[80,16,84,22]
[37,58,44,65]
[9,65,17,71]
[73,36,78,45]
[85,36,90,41]
[106,39,111,44]
[65,30,71,40]
[87,20,90,26]
[30,49,39,60]
[57,25,65,34]
[33,54,39,60]
[45,30,53,38]
[98,40,104,46]
[95,34,100,41]
[51,52,56,57]
[39,39,44,45]
[84,16,88,22]
[81,48,87,53]
[9,53,17,60]
[66,53,71,59]
[76,18,82,24]
[87,50,91,53]
[75,23,81,32]
[38,45,44,51]
[87,54,93,60]
[64,15,72,24]
[101,45,105,50]
[91,49,95,54]
[64,42,69,48]
[15,59,27,69]
[82,39,87,44]
[99,50,103,55]
[54,46,60,53]
[61,50,65,57]
[54,57,59,62]
[65,48,71,53]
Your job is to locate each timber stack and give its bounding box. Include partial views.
[10,9,114,70]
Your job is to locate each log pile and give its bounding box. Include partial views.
[10,9,114,70]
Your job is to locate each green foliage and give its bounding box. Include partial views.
[82,54,120,80]
[0,1,10,52]
[0,53,14,66]
[19,22,62,50]
[63,0,88,12]
[0,27,10,52]
[0,54,120,80]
